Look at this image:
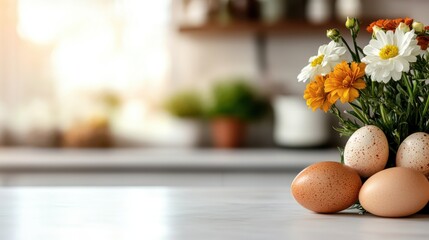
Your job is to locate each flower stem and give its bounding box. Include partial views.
[349,102,369,124]
[421,96,429,127]
[402,73,414,120]
[370,78,375,95]
[340,36,356,62]
[380,104,388,125]
[403,73,413,98]
[351,32,361,62]
[357,46,364,55]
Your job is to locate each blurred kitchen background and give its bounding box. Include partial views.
[0,0,428,150]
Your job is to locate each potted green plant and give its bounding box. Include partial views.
[163,90,204,147]
[207,79,270,148]
[165,90,203,119]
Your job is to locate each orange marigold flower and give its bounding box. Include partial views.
[325,62,366,104]
[417,35,429,50]
[303,75,333,112]
[367,17,413,33]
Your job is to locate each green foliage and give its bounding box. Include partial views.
[331,24,429,168]
[164,90,204,119]
[349,202,367,214]
[207,79,271,121]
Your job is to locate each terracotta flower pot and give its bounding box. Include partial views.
[211,117,246,148]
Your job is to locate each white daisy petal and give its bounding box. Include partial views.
[369,39,384,49]
[392,71,402,81]
[406,55,417,63]
[394,30,403,46]
[394,60,404,72]
[334,47,347,55]
[363,28,420,83]
[376,31,388,45]
[297,41,347,82]
[385,31,395,45]
[400,59,410,72]
[297,65,313,82]
[308,55,317,63]
[366,45,382,56]
[318,44,327,55]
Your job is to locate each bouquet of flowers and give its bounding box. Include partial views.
[291,17,429,217]
[299,17,429,165]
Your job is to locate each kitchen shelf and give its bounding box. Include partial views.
[178,19,374,35]
[179,20,348,35]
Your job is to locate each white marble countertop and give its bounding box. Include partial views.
[0,148,339,172]
[0,187,427,240]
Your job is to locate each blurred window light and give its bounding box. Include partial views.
[0,0,173,146]
[16,0,171,92]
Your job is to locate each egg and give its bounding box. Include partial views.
[396,132,429,178]
[359,167,429,217]
[344,125,389,178]
[291,161,362,213]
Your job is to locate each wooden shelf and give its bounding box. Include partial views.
[178,19,375,35]
[178,20,347,35]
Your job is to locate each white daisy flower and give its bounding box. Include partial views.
[297,41,347,82]
[361,27,421,83]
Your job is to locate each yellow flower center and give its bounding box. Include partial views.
[311,55,325,67]
[379,45,399,60]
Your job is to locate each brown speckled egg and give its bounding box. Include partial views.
[344,125,389,178]
[359,167,429,217]
[291,161,362,213]
[396,132,429,178]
